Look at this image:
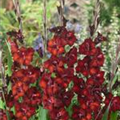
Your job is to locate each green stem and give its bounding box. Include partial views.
[59,0,64,26]
[108,38,120,91]
[0,40,10,120]
[89,0,100,37]
[12,0,23,33]
[43,0,47,58]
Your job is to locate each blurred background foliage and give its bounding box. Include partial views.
[0,0,58,45]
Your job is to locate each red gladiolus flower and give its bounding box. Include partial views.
[4,26,120,120]
[44,56,65,73]
[12,81,29,100]
[48,27,76,56]
[48,37,65,56]
[90,101,100,111]
[23,87,41,106]
[65,46,77,67]
[3,32,42,120]
[79,38,97,56]
[0,110,7,120]
[7,30,24,43]
[76,56,90,76]
[110,97,120,111]
[0,110,15,120]
[94,32,107,44]
[90,47,104,67]
[104,93,113,106]
[15,103,36,120]
[8,39,34,66]
[49,108,69,120]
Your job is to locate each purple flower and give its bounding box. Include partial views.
[74,24,83,33]
[66,22,82,33]
[66,21,74,31]
[33,34,44,57]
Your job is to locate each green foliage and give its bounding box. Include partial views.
[5,41,13,76]
[100,0,120,26]
[110,111,118,120]
[66,93,78,118]
[0,0,57,46]
[102,105,110,120]
[0,98,4,109]
[37,106,49,120]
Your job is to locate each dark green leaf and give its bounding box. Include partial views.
[102,103,111,120]
[110,111,118,120]
[38,106,48,120]
[6,41,13,76]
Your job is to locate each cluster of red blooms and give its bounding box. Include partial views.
[1,27,120,120]
[40,26,120,120]
[40,27,76,120]
[0,32,42,120]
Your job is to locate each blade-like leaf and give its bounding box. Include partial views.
[38,106,48,120]
[0,98,4,109]
[6,41,13,76]
[102,102,111,120]
[110,111,118,120]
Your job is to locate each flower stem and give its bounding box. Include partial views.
[59,0,64,26]
[43,0,47,58]
[89,0,100,37]
[12,0,23,33]
[108,37,120,91]
[0,39,10,120]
